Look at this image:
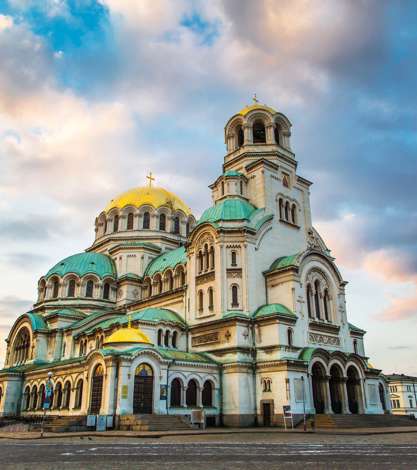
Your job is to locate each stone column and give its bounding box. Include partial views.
[341,377,350,414]
[116,361,132,416]
[244,124,252,144]
[181,385,187,408]
[102,361,117,415]
[324,376,332,414]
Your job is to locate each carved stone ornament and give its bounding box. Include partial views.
[309,332,340,347]
[191,331,219,346]
[307,228,322,251]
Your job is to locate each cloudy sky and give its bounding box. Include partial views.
[0,0,416,374]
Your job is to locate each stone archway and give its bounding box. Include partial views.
[329,364,344,414]
[311,362,327,414]
[133,363,154,414]
[346,366,362,414]
[90,364,104,414]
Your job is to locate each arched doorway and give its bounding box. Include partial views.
[379,383,386,412]
[311,362,326,414]
[329,364,344,414]
[90,364,104,414]
[133,363,153,414]
[346,366,361,414]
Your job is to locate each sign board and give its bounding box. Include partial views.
[160,384,167,400]
[121,385,128,399]
[106,415,113,429]
[283,405,292,417]
[87,415,96,427]
[96,415,107,432]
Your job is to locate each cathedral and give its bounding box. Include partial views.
[0,102,390,427]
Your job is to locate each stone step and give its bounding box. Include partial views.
[313,414,417,428]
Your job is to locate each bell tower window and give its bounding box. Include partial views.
[237,125,244,147]
[253,120,266,143]
[143,212,150,229]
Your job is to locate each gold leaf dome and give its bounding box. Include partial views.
[238,103,277,116]
[104,186,192,215]
[104,324,152,346]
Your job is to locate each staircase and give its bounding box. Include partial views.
[313,414,417,429]
[119,414,193,432]
[30,415,87,433]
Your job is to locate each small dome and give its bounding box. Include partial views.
[46,252,116,279]
[238,103,277,116]
[198,198,257,225]
[104,324,152,346]
[104,186,192,215]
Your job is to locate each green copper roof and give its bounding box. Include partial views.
[46,252,117,279]
[223,170,243,177]
[131,307,186,326]
[222,311,250,320]
[268,253,300,272]
[253,303,296,319]
[44,308,86,319]
[198,198,257,225]
[298,347,317,362]
[69,310,113,330]
[144,246,186,277]
[110,242,161,251]
[348,322,366,334]
[26,312,48,331]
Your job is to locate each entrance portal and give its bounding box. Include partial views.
[133,363,154,414]
[312,362,326,414]
[90,364,104,414]
[262,403,272,426]
[346,366,361,414]
[329,364,343,414]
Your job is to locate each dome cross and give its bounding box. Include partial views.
[146,171,155,188]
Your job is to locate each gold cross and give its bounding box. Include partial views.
[253,93,258,103]
[146,171,155,187]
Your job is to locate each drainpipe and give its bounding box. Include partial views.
[251,318,258,426]
[166,360,174,415]
[113,357,120,429]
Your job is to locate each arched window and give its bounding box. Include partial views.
[186,221,190,236]
[75,379,83,409]
[204,244,209,271]
[63,381,71,409]
[90,364,104,415]
[279,198,283,219]
[55,383,63,409]
[314,280,321,320]
[221,181,225,196]
[159,213,166,231]
[155,276,162,295]
[285,201,290,221]
[231,251,237,267]
[307,284,313,318]
[274,124,281,145]
[143,211,150,229]
[31,385,38,410]
[39,280,46,301]
[38,384,45,410]
[13,328,30,365]
[157,329,163,346]
[208,287,214,311]
[324,289,330,321]
[198,290,204,312]
[253,119,266,143]
[103,282,110,300]
[0,387,3,408]
[240,180,243,195]
[231,285,239,307]
[209,246,215,270]
[164,330,170,347]
[287,328,293,347]
[23,386,30,411]
[173,216,180,234]
[353,339,358,354]
[186,380,197,407]
[180,269,186,286]
[104,218,107,234]
[291,204,297,225]
[167,271,174,291]
[52,278,60,298]
[236,125,244,148]
[202,381,213,407]
[67,279,76,297]
[85,280,94,298]
[113,214,119,232]
[127,212,134,230]
[198,251,203,273]
[170,378,181,407]
[172,331,178,348]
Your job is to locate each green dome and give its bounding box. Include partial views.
[198,198,257,225]
[132,307,186,326]
[46,252,116,279]
[223,170,244,177]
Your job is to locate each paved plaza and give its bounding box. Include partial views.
[0,431,416,469]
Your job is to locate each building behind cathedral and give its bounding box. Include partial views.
[0,102,390,427]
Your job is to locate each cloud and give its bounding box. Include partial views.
[1,252,49,268]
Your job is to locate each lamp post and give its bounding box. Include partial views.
[41,371,53,438]
[301,376,307,432]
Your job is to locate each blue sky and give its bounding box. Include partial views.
[0,0,416,374]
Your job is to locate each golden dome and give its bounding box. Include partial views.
[104,324,152,346]
[238,103,277,116]
[105,186,192,215]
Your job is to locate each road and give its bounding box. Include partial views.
[1,438,417,469]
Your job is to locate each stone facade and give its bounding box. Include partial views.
[0,102,390,426]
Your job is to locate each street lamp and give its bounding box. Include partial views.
[41,371,53,438]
